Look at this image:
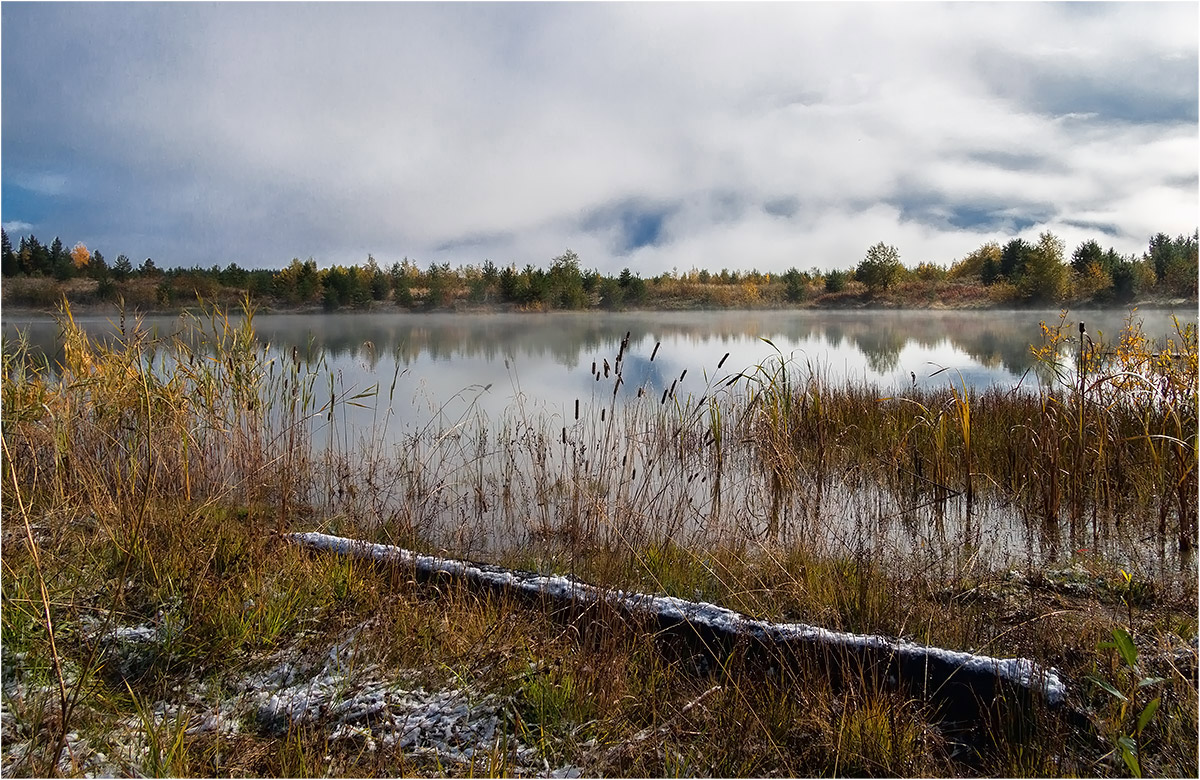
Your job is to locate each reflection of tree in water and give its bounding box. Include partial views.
[819,323,847,353]
[5,308,1193,390]
[851,327,907,374]
[255,314,616,370]
[957,327,1037,378]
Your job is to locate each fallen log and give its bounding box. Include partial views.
[287,531,1074,733]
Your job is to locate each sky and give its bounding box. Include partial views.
[2,1,1197,276]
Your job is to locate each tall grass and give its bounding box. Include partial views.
[2,300,1196,776]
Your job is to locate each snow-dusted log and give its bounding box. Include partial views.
[287,531,1068,724]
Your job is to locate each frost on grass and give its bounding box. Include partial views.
[2,613,580,778]
[242,630,548,768]
[289,531,1069,707]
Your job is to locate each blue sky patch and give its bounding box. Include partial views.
[763,197,800,219]
[581,200,676,254]
[1061,219,1122,238]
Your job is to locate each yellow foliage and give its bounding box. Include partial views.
[71,243,90,269]
[1074,261,1113,300]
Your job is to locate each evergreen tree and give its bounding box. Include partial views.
[824,269,848,293]
[88,250,109,280]
[999,238,1032,282]
[19,235,47,275]
[1,229,15,277]
[782,267,808,302]
[1071,239,1105,273]
[1147,232,1175,284]
[49,237,65,268]
[499,265,519,301]
[112,254,133,281]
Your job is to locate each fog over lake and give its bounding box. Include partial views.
[5,306,1196,571]
[6,308,1194,435]
[3,306,1192,461]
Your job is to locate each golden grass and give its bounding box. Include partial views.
[1,300,1196,777]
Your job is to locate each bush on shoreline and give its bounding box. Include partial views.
[1,301,1196,777]
[3,228,1196,315]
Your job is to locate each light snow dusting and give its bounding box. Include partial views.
[289,531,1068,706]
[2,611,580,778]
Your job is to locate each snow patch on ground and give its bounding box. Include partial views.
[2,613,580,777]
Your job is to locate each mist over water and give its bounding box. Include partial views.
[6,308,1193,431]
[5,306,1195,579]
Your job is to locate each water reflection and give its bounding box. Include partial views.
[5,307,1192,399]
[6,306,1191,456]
[4,306,1193,577]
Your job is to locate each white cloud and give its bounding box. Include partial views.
[1,1,1195,273]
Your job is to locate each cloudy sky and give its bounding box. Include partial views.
[2,1,1196,275]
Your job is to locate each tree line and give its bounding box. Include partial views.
[2,226,1195,312]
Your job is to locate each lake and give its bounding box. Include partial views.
[5,307,1193,430]
[4,306,1195,575]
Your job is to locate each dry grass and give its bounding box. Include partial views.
[2,301,1196,777]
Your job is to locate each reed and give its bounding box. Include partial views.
[2,301,1196,777]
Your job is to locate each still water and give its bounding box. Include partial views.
[3,306,1195,575]
[5,307,1193,431]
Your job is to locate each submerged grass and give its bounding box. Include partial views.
[1,300,1196,777]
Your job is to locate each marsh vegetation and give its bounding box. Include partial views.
[2,302,1196,776]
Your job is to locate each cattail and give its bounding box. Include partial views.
[637,387,645,398]
[575,399,579,420]
[601,409,606,422]
[679,369,687,383]
[562,427,567,444]
[718,352,729,369]
[650,341,661,361]
[669,379,677,398]
[661,387,669,405]
[603,358,610,378]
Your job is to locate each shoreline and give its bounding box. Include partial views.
[2,295,1195,320]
